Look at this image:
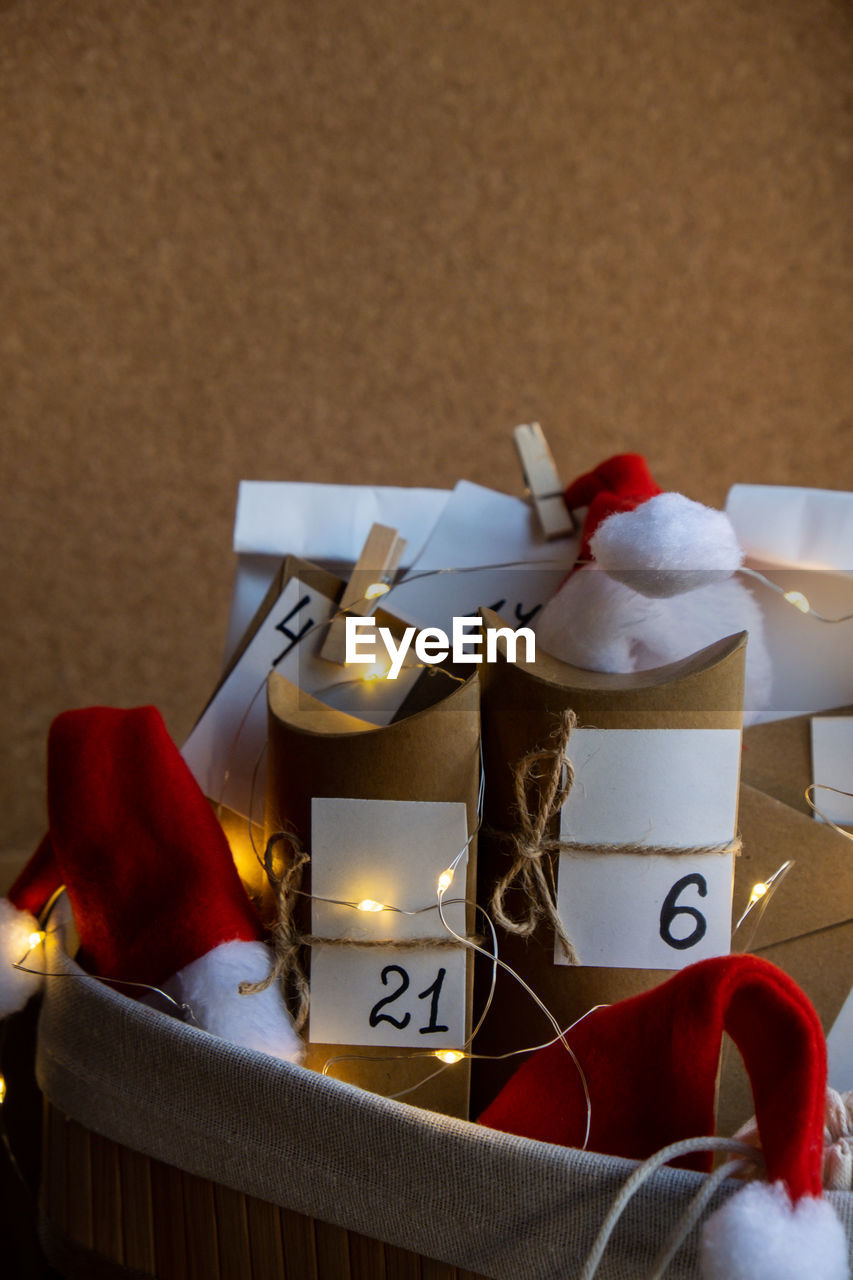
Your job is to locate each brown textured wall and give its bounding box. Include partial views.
[2,0,852,870]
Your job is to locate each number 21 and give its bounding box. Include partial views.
[368,965,450,1034]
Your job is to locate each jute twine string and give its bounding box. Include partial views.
[242,830,478,1029]
[491,711,741,966]
[239,829,312,1032]
[298,935,480,949]
[490,710,580,964]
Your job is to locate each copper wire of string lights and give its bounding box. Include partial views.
[805,784,853,841]
[217,558,851,814]
[239,713,598,1140]
[739,567,853,624]
[732,860,795,940]
[213,581,793,1141]
[216,565,514,829]
[434,846,594,1150]
[11,911,198,1025]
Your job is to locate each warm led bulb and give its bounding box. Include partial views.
[749,882,768,906]
[357,899,384,913]
[434,1050,465,1065]
[784,590,810,614]
[360,656,392,683]
[27,931,45,951]
[0,1076,5,1105]
[437,869,454,894]
[364,582,391,600]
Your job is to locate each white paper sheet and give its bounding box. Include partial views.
[308,798,469,1049]
[384,480,577,637]
[224,482,452,663]
[810,717,853,827]
[725,484,853,720]
[726,485,853,572]
[555,728,740,969]
[234,481,451,562]
[555,852,734,970]
[827,986,853,1093]
[560,729,742,847]
[182,578,418,820]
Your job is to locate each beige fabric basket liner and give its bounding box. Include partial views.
[36,938,853,1280]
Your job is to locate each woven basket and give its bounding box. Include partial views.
[33,935,853,1280]
[40,1101,486,1279]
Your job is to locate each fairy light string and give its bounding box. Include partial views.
[216,555,573,830]
[15,564,805,1155]
[733,859,795,939]
[805,783,853,841]
[212,569,789,1131]
[740,567,853,624]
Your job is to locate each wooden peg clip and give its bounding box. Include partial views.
[513,422,575,541]
[320,522,407,665]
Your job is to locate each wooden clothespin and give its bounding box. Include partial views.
[320,522,407,664]
[513,422,576,541]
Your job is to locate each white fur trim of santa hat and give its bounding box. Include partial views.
[0,897,45,1017]
[174,939,304,1063]
[700,1181,850,1280]
[591,491,744,598]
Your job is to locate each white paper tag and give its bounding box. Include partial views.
[181,578,418,820]
[555,729,740,969]
[810,717,853,827]
[555,852,735,969]
[385,481,576,639]
[827,985,853,1093]
[308,797,469,1048]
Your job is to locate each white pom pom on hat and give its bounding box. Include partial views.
[591,491,744,598]
[700,1181,849,1280]
[534,453,774,718]
[563,453,743,598]
[0,896,44,1016]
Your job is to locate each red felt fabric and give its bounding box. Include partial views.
[9,833,62,919]
[563,453,663,563]
[477,955,826,1200]
[10,706,264,987]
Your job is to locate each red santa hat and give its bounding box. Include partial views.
[1,706,302,1063]
[564,453,664,565]
[479,955,849,1278]
[563,452,743,596]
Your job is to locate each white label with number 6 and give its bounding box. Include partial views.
[554,851,734,969]
[554,728,740,969]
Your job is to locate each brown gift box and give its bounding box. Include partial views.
[471,618,748,1118]
[261,560,482,1120]
[213,553,465,904]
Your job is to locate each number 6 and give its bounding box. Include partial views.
[659,873,708,950]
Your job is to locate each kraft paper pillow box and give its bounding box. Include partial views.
[27,560,853,1277]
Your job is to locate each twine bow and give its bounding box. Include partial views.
[490,709,580,964]
[239,829,311,1032]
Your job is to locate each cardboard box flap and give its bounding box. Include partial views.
[267,672,377,736]
[736,781,852,948]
